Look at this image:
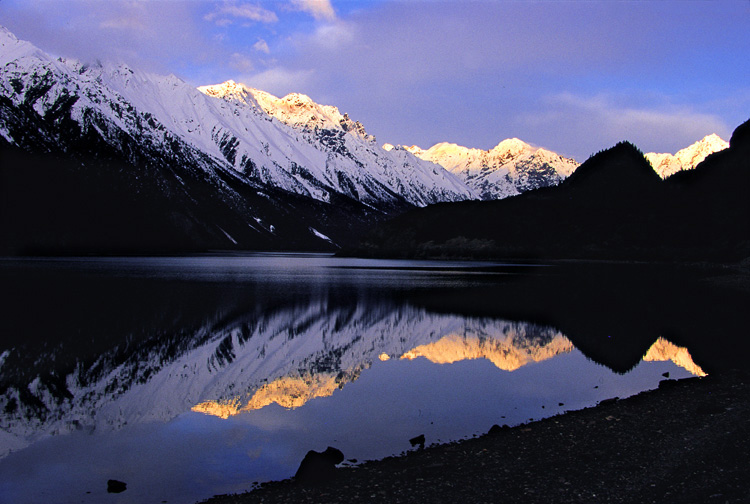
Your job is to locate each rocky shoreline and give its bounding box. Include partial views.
[203,369,749,504]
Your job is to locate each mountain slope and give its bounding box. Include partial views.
[0,26,476,254]
[402,138,579,200]
[194,80,475,207]
[0,72,377,253]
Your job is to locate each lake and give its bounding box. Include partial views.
[0,254,744,504]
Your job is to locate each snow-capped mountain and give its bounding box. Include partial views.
[400,138,579,200]
[196,80,475,207]
[645,134,729,179]
[0,26,482,253]
[0,26,363,252]
[0,27,473,209]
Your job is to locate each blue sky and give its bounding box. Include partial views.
[1,0,748,161]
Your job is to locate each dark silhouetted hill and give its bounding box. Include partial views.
[345,120,749,262]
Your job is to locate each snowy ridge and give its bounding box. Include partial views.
[0,27,246,186]
[645,134,729,178]
[0,26,733,213]
[0,26,474,211]
[402,138,579,200]
[197,80,476,206]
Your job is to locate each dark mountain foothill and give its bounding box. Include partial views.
[344,120,750,262]
[0,139,390,255]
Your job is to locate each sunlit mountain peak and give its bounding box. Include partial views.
[242,87,373,141]
[404,137,579,199]
[490,137,534,159]
[645,134,728,179]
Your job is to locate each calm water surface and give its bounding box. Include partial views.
[0,255,728,504]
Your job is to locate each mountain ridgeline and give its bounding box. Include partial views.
[347,120,750,262]
[0,25,742,259]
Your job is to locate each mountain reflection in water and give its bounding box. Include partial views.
[0,256,743,503]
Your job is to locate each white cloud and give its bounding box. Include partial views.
[0,0,221,75]
[229,53,254,72]
[205,2,278,25]
[253,39,270,54]
[99,16,146,32]
[291,0,337,22]
[308,21,355,50]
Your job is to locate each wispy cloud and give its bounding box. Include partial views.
[244,67,316,96]
[253,39,270,54]
[291,0,337,22]
[0,0,219,74]
[306,21,355,50]
[205,2,278,25]
[229,52,254,73]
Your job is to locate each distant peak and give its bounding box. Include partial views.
[702,133,725,143]
[429,141,464,151]
[491,137,532,152]
[645,133,729,179]
[198,80,259,106]
[0,25,45,64]
[0,25,18,41]
[280,92,315,107]
[199,80,245,94]
[684,133,728,154]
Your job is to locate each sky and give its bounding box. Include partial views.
[1,0,748,161]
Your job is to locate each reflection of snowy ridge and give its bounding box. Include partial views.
[193,320,572,419]
[643,337,706,376]
[193,370,359,419]
[401,330,573,371]
[0,302,568,455]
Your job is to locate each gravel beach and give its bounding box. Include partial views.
[202,369,749,504]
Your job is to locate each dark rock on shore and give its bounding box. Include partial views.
[107,479,127,493]
[202,370,750,504]
[294,447,345,486]
[409,434,425,449]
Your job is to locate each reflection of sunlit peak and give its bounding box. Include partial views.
[378,353,391,361]
[400,332,573,371]
[643,337,707,376]
[243,374,340,410]
[192,370,362,419]
[192,399,242,419]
